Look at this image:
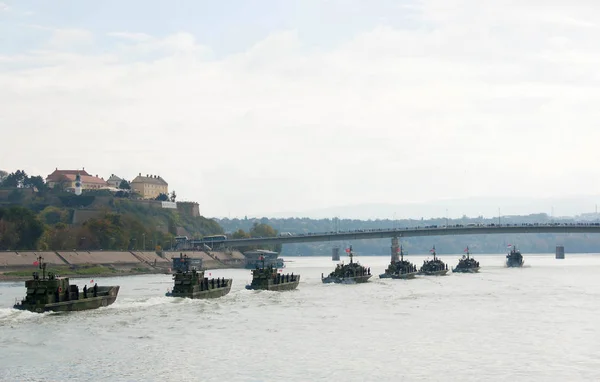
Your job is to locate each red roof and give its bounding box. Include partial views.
[46,169,107,185]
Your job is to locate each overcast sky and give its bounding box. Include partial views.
[2,1,599,218]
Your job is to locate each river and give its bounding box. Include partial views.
[1,254,599,381]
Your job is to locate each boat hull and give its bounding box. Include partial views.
[379,272,417,279]
[452,267,480,273]
[322,274,372,284]
[245,277,300,291]
[506,261,524,268]
[166,279,232,299]
[418,270,449,276]
[13,286,120,313]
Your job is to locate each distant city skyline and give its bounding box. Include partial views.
[2,1,600,217]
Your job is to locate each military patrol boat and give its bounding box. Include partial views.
[452,246,480,273]
[166,254,232,299]
[380,245,417,279]
[245,256,300,291]
[506,245,524,268]
[322,245,372,284]
[13,256,119,313]
[418,246,449,276]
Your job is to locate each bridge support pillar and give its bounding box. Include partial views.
[556,245,565,259]
[391,237,400,262]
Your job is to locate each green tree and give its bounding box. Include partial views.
[118,180,131,190]
[170,190,177,202]
[39,206,69,225]
[1,170,28,188]
[0,170,8,183]
[0,206,44,250]
[24,175,47,191]
[155,193,169,201]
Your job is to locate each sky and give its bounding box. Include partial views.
[2,0,600,219]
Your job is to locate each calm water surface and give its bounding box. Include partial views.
[1,254,600,382]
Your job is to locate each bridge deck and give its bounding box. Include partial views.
[186,223,600,248]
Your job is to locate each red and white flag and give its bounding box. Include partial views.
[507,244,512,248]
[464,248,469,252]
[345,248,351,253]
[90,280,94,283]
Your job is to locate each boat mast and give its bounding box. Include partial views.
[38,255,46,280]
[348,245,353,264]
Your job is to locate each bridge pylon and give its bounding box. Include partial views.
[391,236,400,263]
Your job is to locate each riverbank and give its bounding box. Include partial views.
[0,249,247,282]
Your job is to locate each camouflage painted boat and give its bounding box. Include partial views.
[379,245,417,279]
[418,246,449,276]
[322,246,372,284]
[245,256,300,291]
[452,246,480,273]
[166,254,232,299]
[506,245,524,268]
[13,256,119,313]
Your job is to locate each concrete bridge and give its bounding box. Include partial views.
[191,222,600,248]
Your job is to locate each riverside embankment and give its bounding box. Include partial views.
[0,250,246,281]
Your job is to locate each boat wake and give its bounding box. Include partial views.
[0,307,49,324]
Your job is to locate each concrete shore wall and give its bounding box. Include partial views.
[0,250,246,271]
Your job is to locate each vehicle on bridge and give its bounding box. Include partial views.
[166,254,232,299]
[245,256,300,291]
[506,245,524,267]
[244,249,285,269]
[322,246,372,284]
[380,245,417,279]
[452,246,480,273]
[418,246,449,276]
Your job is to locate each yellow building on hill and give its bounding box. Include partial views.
[130,173,168,199]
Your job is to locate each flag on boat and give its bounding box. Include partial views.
[430,248,435,253]
[90,280,94,283]
[507,244,512,248]
[32,261,39,266]
[464,247,469,252]
[345,248,351,253]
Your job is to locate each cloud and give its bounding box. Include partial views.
[107,32,153,42]
[0,2,9,12]
[2,0,600,217]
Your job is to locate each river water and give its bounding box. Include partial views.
[1,254,600,382]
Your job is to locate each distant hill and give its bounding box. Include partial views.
[265,195,600,220]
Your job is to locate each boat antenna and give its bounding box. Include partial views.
[349,245,353,264]
[400,245,404,261]
[40,256,46,280]
[466,246,470,259]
